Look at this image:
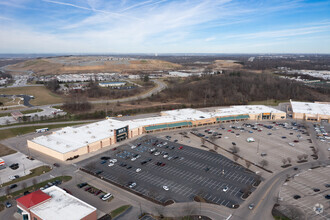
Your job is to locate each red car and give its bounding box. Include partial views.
[227,130,232,132]
[179,146,183,150]
[293,140,299,143]
[85,187,91,191]
[161,163,166,167]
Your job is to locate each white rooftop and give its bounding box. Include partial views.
[31,105,285,153]
[31,186,96,220]
[161,108,213,120]
[214,105,284,116]
[32,119,128,153]
[291,101,330,115]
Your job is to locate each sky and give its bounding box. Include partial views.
[0,0,330,54]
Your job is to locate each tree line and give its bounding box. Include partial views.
[150,71,330,106]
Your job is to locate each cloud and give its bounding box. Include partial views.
[205,37,216,42]
[227,23,330,39]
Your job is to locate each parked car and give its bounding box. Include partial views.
[136,168,141,173]
[102,193,113,201]
[5,202,12,208]
[163,186,169,191]
[129,182,136,188]
[100,156,110,160]
[53,163,60,167]
[222,186,229,192]
[10,184,18,189]
[179,146,183,150]
[77,182,88,188]
[248,203,255,210]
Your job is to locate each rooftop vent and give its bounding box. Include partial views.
[88,131,91,134]
[91,136,95,138]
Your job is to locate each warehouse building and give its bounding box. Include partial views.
[290,100,330,122]
[28,105,286,161]
[16,186,97,220]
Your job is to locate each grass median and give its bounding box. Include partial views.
[0,176,72,202]
[110,205,131,219]
[2,165,51,187]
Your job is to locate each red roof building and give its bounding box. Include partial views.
[16,190,51,210]
[16,186,97,220]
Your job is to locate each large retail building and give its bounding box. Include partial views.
[290,100,330,122]
[27,105,286,161]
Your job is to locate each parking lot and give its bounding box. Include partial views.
[79,136,259,208]
[278,166,330,220]
[0,152,44,185]
[161,120,316,173]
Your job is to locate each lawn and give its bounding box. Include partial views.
[0,143,16,157]
[110,205,131,218]
[0,122,87,141]
[0,176,72,202]
[0,86,63,105]
[2,165,52,187]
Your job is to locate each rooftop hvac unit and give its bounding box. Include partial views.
[66,145,70,148]
[56,141,60,145]
[85,141,88,143]
[74,131,77,133]
[91,136,95,138]
[88,131,91,134]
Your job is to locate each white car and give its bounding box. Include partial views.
[154,152,160,156]
[102,193,113,201]
[136,168,141,173]
[131,145,136,149]
[108,163,115,167]
[9,176,16,180]
[131,157,137,161]
[289,143,295,147]
[163,154,168,158]
[129,182,136,188]
[222,186,229,192]
[109,159,117,163]
[163,186,169,191]
[150,148,156,152]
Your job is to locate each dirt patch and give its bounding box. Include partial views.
[0,143,17,157]
[6,57,182,75]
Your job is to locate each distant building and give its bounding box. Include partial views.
[99,82,126,87]
[16,186,97,220]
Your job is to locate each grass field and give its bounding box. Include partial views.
[0,176,72,202]
[0,86,63,105]
[0,143,16,157]
[0,122,86,141]
[110,205,131,218]
[3,165,51,187]
[248,99,288,106]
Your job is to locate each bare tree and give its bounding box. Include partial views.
[282,158,287,165]
[233,155,239,162]
[21,182,27,189]
[230,146,240,154]
[302,154,308,160]
[245,160,251,169]
[32,178,38,189]
[297,155,303,161]
[285,206,304,220]
[210,135,216,142]
[201,138,205,145]
[5,186,11,196]
[287,157,292,164]
[259,159,269,168]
